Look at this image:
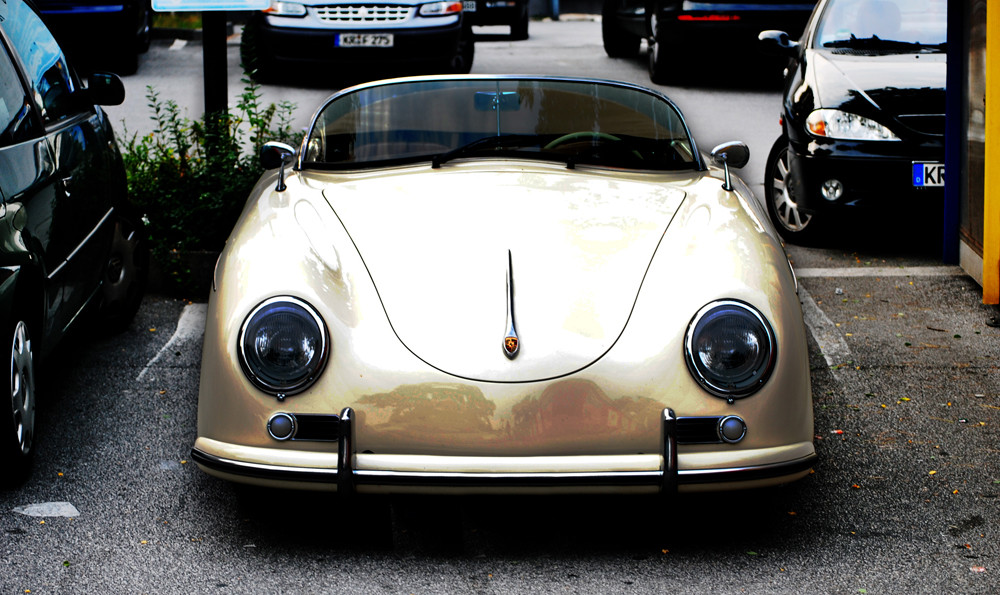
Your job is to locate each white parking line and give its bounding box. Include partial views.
[14,502,80,518]
[798,286,851,369]
[796,266,965,278]
[136,303,207,382]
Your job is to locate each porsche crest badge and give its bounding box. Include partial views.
[504,334,519,358]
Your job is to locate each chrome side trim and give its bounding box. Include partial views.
[47,208,114,280]
[503,249,519,359]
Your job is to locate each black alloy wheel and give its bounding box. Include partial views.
[764,137,821,244]
[0,318,36,486]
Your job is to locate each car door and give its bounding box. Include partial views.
[0,12,56,315]
[1,0,118,342]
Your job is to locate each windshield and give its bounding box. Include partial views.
[813,0,946,52]
[303,78,699,171]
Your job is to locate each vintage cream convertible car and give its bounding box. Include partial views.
[192,75,816,494]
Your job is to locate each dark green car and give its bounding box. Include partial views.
[0,0,147,483]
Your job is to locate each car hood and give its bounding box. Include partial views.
[812,50,946,127]
[322,163,688,383]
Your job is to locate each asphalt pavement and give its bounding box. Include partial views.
[0,232,996,593]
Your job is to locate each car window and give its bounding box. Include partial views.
[3,0,79,124]
[304,79,698,171]
[0,39,38,146]
[814,0,947,49]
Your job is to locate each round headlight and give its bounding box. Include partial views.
[684,300,776,399]
[239,297,329,396]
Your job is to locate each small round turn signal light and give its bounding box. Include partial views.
[719,416,747,444]
[268,413,296,441]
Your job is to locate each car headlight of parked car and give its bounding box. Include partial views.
[418,1,463,16]
[238,297,329,397]
[805,108,900,141]
[684,300,776,400]
[264,0,307,17]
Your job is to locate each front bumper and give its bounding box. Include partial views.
[787,143,944,215]
[252,14,463,67]
[192,408,817,494]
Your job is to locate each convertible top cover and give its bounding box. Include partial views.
[303,77,701,171]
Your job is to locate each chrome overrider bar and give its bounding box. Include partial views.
[190,407,817,493]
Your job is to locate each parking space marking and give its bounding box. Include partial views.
[798,286,851,369]
[796,266,965,278]
[136,303,207,382]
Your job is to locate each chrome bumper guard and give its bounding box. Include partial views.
[191,407,816,493]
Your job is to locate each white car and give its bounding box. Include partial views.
[241,0,474,82]
[192,75,815,495]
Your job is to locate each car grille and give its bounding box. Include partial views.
[315,4,412,22]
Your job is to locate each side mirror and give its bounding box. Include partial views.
[758,30,800,59]
[710,141,750,191]
[83,72,125,106]
[261,141,297,192]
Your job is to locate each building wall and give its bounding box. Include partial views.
[984,0,1000,303]
[961,0,998,304]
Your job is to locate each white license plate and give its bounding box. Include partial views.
[336,33,394,48]
[912,162,944,187]
[463,0,476,10]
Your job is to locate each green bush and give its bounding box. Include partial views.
[121,75,302,295]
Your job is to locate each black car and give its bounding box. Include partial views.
[601,0,817,84]
[0,0,147,484]
[33,0,152,74]
[463,0,529,40]
[759,0,946,243]
[240,0,474,83]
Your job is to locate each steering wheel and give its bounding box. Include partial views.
[544,131,624,150]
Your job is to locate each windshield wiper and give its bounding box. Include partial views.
[823,35,946,53]
[431,134,539,168]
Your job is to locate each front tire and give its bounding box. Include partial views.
[601,0,640,58]
[98,211,149,333]
[241,18,278,83]
[0,319,36,486]
[764,137,821,244]
[449,27,475,73]
[647,15,670,84]
[511,4,529,40]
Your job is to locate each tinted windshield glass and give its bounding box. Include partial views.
[814,0,947,50]
[303,78,698,171]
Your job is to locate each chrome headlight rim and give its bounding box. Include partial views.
[684,299,777,400]
[238,296,330,397]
